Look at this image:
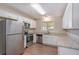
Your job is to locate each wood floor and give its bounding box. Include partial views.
[23,44,58,55]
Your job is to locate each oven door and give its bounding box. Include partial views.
[26,34,33,47]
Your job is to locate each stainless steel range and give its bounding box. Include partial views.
[24,22,33,48]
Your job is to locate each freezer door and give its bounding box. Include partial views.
[6,20,24,35]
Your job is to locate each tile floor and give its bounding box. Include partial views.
[23,44,58,55]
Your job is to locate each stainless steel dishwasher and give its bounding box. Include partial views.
[36,34,42,44]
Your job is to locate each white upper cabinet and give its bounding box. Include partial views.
[18,16,36,28]
[63,3,72,29]
[63,3,79,29]
[30,19,36,28]
[72,4,79,28]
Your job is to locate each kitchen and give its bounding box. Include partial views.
[0,3,79,55]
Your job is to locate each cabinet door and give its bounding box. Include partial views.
[32,20,36,28]
[30,20,36,28]
[43,35,57,46]
[72,4,79,28]
[6,34,24,55]
[63,3,72,29]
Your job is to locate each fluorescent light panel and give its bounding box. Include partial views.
[30,3,46,15]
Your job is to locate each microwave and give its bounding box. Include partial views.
[24,22,30,29]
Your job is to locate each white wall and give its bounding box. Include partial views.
[36,16,66,34]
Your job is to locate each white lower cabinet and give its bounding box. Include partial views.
[58,47,79,55]
[43,35,57,46]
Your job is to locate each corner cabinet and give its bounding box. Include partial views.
[63,3,79,29]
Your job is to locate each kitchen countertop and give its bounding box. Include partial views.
[27,32,79,50]
[42,33,79,50]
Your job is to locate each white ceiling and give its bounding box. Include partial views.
[6,3,67,20]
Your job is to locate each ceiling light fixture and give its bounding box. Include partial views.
[30,3,46,15]
[42,16,53,22]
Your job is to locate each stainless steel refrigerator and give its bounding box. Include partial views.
[0,17,24,55]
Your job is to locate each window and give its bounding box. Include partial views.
[42,21,55,31]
